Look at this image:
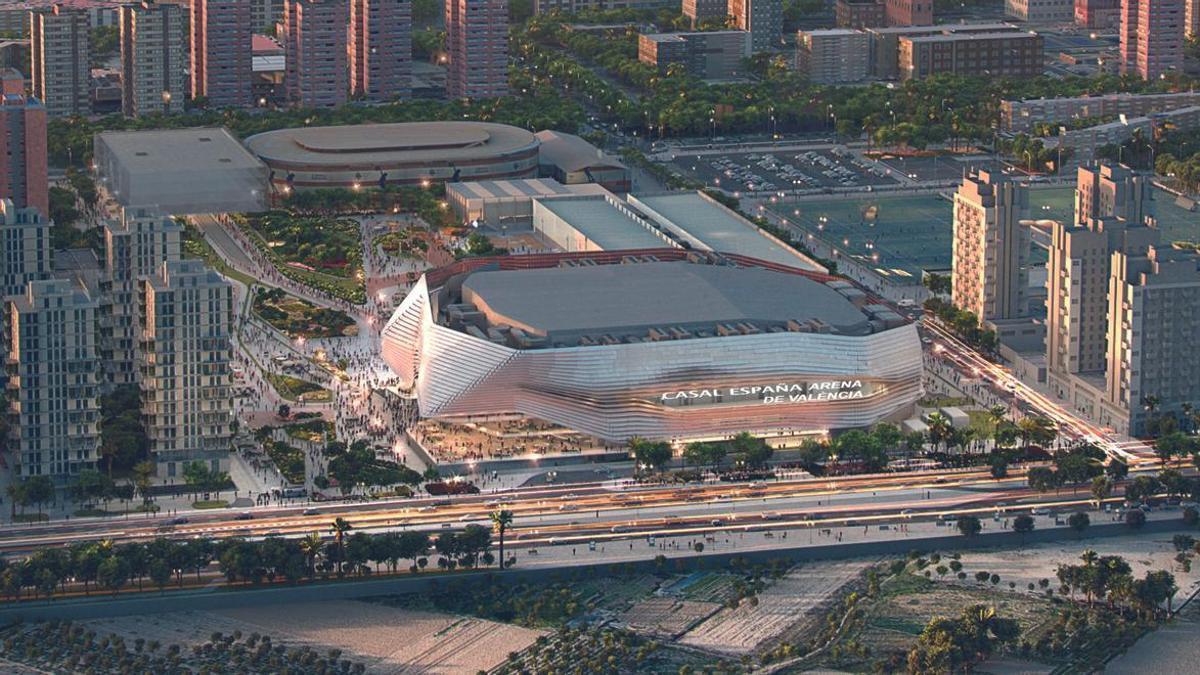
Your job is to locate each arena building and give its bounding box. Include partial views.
[243,121,541,190]
[382,249,923,443]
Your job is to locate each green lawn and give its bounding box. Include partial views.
[191,500,230,510]
[267,373,331,402]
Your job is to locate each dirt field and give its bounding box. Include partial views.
[931,531,1200,606]
[678,560,870,654]
[82,600,547,674]
[619,597,721,638]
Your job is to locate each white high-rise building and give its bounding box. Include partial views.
[101,206,182,386]
[0,198,52,299]
[139,259,234,477]
[6,279,101,479]
[951,170,1030,322]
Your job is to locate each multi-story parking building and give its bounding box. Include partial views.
[1001,91,1200,132]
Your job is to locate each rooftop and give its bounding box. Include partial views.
[95,127,265,173]
[630,192,823,272]
[534,195,669,250]
[902,31,1038,44]
[534,130,627,173]
[448,178,611,201]
[867,22,1017,36]
[455,260,872,346]
[245,122,539,166]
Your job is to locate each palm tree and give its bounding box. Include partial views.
[490,509,514,570]
[299,533,322,577]
[925,412,952,452]
[329,518,353,576]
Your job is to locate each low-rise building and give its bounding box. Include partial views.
[1001,91,1200,132]
[1074,0,1120,29]
[866,22,1020,78]
[836,0,886,28]
[446,178,612,226]
[1005,0,1073,22]
[535,130,632,193]
[638,30,751,80]
[797,29,871,84]
[898,30,1043,80]
[531,194,676,252]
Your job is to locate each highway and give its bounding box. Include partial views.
[0,463,1147,557]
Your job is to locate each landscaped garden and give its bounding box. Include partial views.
[235,211,366,304]
[376,229,429,260]
[252,287,356,339]
[266,373,330,402]
[262,438,306,486]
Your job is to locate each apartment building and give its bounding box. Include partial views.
[251,0,284,31]
[349,0,412,102]
[0,198,51,298]
[638,30,750,79]
[139,259,234,477]
[100,206,182,386]
[884,0,931,25]
[1006,0,1073,21]
[1000,91,1200,132]
[446,0,509,99]
[0,90,48,216]
[30,5,91,117]
[6,278,101,479]
[1188,0,1200,37]
[1074,163,1154,227]
[283,0,348,108]
[729,0,783,52]
[191,0,253,108]
[1120,0,1185,80]
[796,29,871,84]
[866,22,1020,79]
[898,30,1043,80]
[836,0,886,28]
[683,0,729,27]
[120,1,188,117]
[952,170,1031,322]
[1105,246,1200,435]
[1074,0,1120,29]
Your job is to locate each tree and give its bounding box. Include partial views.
[925,412,953,452]
[628,437,672,474]
[1027,466,1059,493]
[1012,514,1035,542]
[1068,512,1090,537]
[1126,508,1147,530]
[329,518,353,576]
[1106,459,1129,480]
[133,460,156,507]
[1090,476,1113,506]
[957,515,982,538]
[97,556,131,596]
[490,509,514,570]
[24,476,56,517]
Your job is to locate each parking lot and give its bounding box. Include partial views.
[874,154,1005,183]
[670,147,900,195]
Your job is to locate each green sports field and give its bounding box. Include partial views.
[776,186,1199,279]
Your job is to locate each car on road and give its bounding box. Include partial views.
[234,512,254,521]
[302,508,319,516]
[171,517,190,525]
[761,511,782,520]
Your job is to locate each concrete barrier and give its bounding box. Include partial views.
[0,518,1187,623]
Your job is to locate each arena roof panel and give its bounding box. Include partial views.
[459,261,871,342]
[244,122,539,166]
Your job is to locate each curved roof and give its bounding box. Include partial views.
[244,121,540,166]
[460,261,872,341]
